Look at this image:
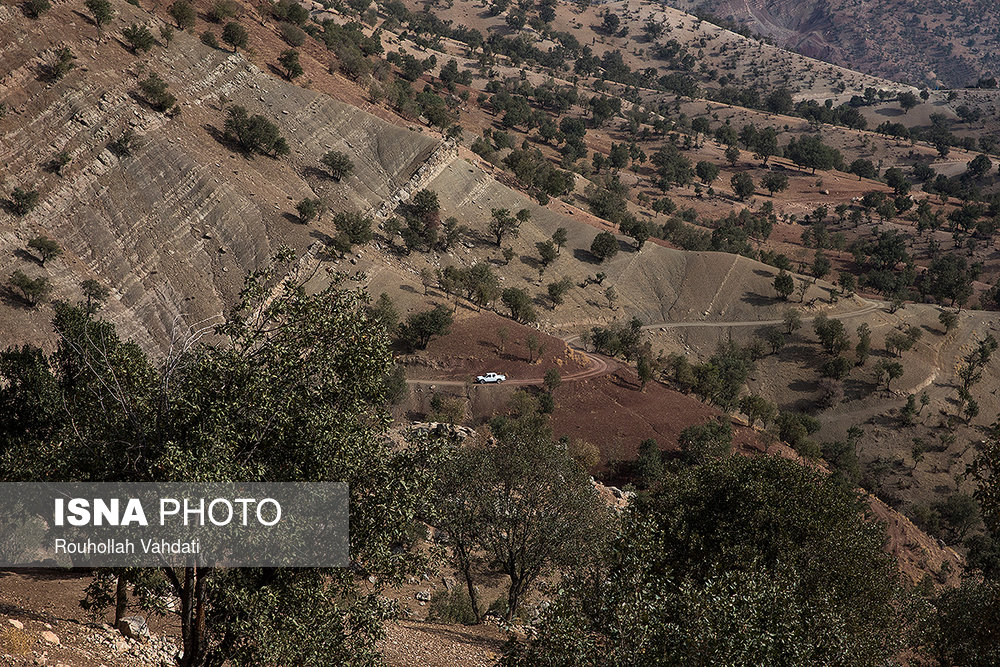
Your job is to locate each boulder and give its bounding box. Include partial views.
[40,630,59,645]
[117,616,150,641]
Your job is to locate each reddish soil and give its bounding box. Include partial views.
[549,368,769,466]
[403,312,591,384]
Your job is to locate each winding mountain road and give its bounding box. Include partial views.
[407,300,887,387]
[405,346,618,388]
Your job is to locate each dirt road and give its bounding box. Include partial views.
[405,346,618,388]
[408,301,885,387]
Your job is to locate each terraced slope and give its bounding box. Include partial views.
[0,3,438,350]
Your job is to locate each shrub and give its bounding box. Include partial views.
[122,23,156,53]
[8,187,40,216]
[23,0,51,18]
[428,588,477,624]
[296,198,323,223]
[279,22,307,46]
[223,106,288,157]
[108,129,138,157]
[138,73,177,112]
[8,270,52,306]
[201,30,220,48]
[321,151,354,180]
[48,151,71,175]
[207,0,238,23]
[42,47,76,81]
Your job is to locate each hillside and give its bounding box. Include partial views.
[2,0,999,663]
[667,0,1000,88]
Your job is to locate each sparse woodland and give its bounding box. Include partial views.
[2,0,1000,664]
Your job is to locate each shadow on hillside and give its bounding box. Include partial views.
[14,248,42,266]
[405,622,506,652]
[741,291,775,307]
[0,286,36,310]
[70,9,96,26]
[875,107,904,117]
[753,268,773,277]
[572,248,600,264]
[301,165,334,181]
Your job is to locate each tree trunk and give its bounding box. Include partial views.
[454,542,482,624]
[167,565,212,667]
[114,573,128,625]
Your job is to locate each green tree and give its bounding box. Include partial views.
[501,287,536,324]
[724,145,740,166]
[536,240,558,275]
[604,285,617,310]
[331,211,373,249]
[169,0,196,29]
[321,150,354,181]
[786,135,843,174]
[856,323,872,366]
[547,277,572,307]
[812,251,831,282]
[543,368,561,394]
[751,126,779,165]
[552,227,568,254]
[137,72,177,112]
[774,270,794,300]
[80,279,110,314]
[939,310,958,333]
[761,171,788,196]
[739,393,776,429]
[27,235,62,265]
[122,23,155,53]
[731,172,755,200]
[278,49,303,80]
[898,91,918,113]
[590,231,619,262]
[221,21,248,52]
[508,456,906,665]
[679,417,732,463]
[0,259,441,666]
[695,160,720,184]
[85,0,114,38]
[23,0,51,18]
[875,359,904,391]
[295,197,322,223]
[8,187,40,216]
[398,305,452,350]
[925,579,1000,666]
[223,106,288,157]
[8,270,52,306]
[848,158,878,181]
[784,308,802,334]
[436,418,608,622]
[635,438,663,488]
[488,208,522,247]
[813,314,850,355]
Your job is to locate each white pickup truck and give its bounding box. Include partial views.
[475,372,507,384]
